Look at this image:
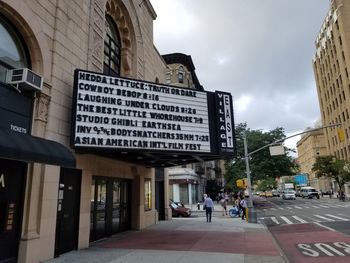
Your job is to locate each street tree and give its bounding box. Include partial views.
[225,123,299,189]
[256,177,277,192]
[312,155,350,192]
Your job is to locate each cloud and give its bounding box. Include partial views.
[150,0,330,150]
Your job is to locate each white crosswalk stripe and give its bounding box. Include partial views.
[271,217,279,224]
[313,215,335,221]
[293,206,302,209]
[280,216,293,224]
[292,216,307,223]
[324,214,348,221]
[261,213,350,226]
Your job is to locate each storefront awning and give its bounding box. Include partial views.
[0,128,76,167]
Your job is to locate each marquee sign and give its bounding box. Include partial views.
[71,69,235,159]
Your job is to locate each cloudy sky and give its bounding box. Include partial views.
[149,0,330,153]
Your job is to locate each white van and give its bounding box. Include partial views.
[300,187,320,199]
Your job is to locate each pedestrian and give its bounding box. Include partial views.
[203,194,214,222]
[220,197,228,216]
[240,198,247,220]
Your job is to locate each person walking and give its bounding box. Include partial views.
[203,194,214,222]
[220,197,228,216]
[240,198,247,220]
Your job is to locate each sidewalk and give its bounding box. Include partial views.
[45,214,287,263]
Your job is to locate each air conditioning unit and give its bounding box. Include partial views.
[6,68,43,92]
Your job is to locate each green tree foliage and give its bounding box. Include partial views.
[225,123,299,189]
[312,155,350,191]
[256,177,277,192]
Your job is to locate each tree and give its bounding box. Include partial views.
[225,123,299,189]
[312,156,350,191]
[256,177,277,192]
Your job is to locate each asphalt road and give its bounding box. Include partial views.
[256,196,350,232]
[256,196,350,263]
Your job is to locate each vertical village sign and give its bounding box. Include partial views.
[71,69,235,166]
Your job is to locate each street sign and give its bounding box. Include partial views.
[269,145,285,156]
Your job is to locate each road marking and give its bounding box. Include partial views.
[271,217,280,224]
[278,207,284,210]
[311,205,320,208]
[314,215,335,221]
[324,214,349,221]
[293,205,302,209]
[270,208,276,211]
[286,206,293,209]
[292,216,307,223]
[315,222,336,232]
[303,206,310,209]
[318,205,329,208]
[280,216,293,224]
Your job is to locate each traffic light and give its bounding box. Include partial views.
[337,128,345,142]
[236,179,247,188]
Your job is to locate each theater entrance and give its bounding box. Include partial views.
[90,177,132,242]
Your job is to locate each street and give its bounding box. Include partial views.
[256,196,350,231]
[255,196,350,262]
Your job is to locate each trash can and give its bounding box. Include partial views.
[248,207,258,223]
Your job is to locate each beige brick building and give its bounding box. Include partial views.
[296,130,330,191]
[313,0,350,195]
[0,0,168,262]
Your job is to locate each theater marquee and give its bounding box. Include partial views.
[71,69,235,163]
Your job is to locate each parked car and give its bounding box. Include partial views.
[300,187,320,199]
[282,190,296,200]
[272,190,280,197]
[265,191,273,198]
[169,200,191,217]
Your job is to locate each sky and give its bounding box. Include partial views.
[149,0,330,154]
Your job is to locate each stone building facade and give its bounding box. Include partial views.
[313,0,350,195]
[0,1,170,262]
[296,129,329,191]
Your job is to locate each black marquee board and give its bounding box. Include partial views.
[70,69,236,165]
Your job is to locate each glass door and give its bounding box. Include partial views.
[90,177,131,241]
[111,181,120,234]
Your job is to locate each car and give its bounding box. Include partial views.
[300,187,320,199]
[282,190,296,200]
[265,191,273,198]
[272,190,280,197]
[169,201,191,217]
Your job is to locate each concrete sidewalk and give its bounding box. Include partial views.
[45,214,287,263]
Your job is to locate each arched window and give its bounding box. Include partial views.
[0,17,29,82]
[178,66,184,84]
[104,16,121,76]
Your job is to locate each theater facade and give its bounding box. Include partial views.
[0,1,235,262]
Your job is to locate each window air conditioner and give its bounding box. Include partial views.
[6,68,43,92]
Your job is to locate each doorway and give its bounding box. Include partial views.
[55,168,81,257]
[90,177,132,242]
[0,159,26,263]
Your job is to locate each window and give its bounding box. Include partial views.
[104,16,121,76]
[178,66,184,84]
[144,179,151,211]
[0,17,28,82]
[165,71,171,84]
